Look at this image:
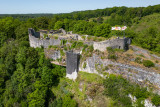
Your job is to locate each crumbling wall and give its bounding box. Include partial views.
[28,28,61,48]
[66,51,80,80]
[93,38,131,51]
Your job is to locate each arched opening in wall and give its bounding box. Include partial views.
[119,46,121,49]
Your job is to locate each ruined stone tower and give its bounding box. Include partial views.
[66,51,80,80]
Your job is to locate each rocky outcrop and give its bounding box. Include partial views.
[130,45,160,60]
[80,54,160,94]
[44,49,61,60]
[128,94,156,107]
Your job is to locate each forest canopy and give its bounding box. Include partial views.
[0,4,160,106]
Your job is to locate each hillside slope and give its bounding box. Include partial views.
[131,13,160,32]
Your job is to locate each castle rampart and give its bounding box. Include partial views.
[28,28,61,48]
[93,37,131,51]
[29,28,131,51]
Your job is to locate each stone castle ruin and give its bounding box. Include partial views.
[29,28,131,51]
[28,28,80,48]
[28,28,131,80]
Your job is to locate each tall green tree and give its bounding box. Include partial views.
[94,23,111,37]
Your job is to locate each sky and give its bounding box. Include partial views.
[0,0,160,14]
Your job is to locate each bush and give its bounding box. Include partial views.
[135,57,142,64]
[88,45,94,52]
[54,36,58,39]
[82,44,88,52]
[107,47,114,53]
[61,40,67,45]
[142,60,155,68]
[71,41,77,49]
[60,50,65,56]
[103,74,158,107]
[83,62,87,69]
[64,46,68,51]
[76,41,84,49]
[151,94,160,106]
[155,60,159,63]
[108,54,117,60]
[133,87,149,99]
[43,34,48,38]
[103,75,132,106]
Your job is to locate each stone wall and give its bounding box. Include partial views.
[28,28,61,48]
[93,38,131,51]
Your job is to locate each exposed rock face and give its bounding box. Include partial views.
[79,54,103,74]
[44,49,61,60]
[144,99,156,107]
[93,38,131,51]
[79,54,160,94]
[130,45,160,60]
[128,94,156,107]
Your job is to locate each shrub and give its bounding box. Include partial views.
[76,41,84,49]
[98,38,102,41]
[133,87,149,99]
[71,41,77,49]
[108,64,113,67]
[143,60,155,68]
[62,94,77,107]
[64,46,68,51]
[43,34,48,38]
[107,47,114,53]
[61,40,67,45]
[88,45,94,52]
[87,36,91,41]
[135,57,142,64]
[151,94,160,106]
[155,60,159,63]
[48,45,58,49]
[83,62,87,69]
[103,75,132,106]
[102,66,109,71]
[108,54,117,60]
[93,36,97,41]
[54,36,58,39]
[82,44,88,52]
[81,36,86,40]
[60,50,65,56]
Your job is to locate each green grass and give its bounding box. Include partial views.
[51,71,114,106]
[78,71,104,84]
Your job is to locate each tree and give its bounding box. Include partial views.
[94,23,111,37]
[35,17,49,29]
[54,21,64,30]
[48,16,60,29]
[63,19,70,31]
[97,17,103,23]
[15,22,37,40]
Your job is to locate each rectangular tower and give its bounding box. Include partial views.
[66,51,80,80]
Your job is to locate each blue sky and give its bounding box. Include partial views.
[0,0,160,14]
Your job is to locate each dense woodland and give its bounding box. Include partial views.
[0,4,160,106]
